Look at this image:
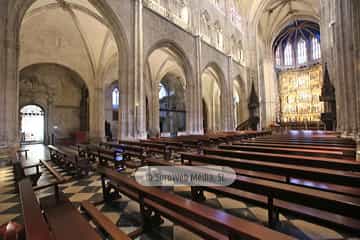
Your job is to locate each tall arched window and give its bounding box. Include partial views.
[297,39,307,64]
[275,47,281,65]
[312,37,321,60]
[112,88,119,109]
[284,43,293,66]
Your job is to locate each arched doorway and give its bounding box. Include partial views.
[20,105,45,144]
[19,63,89,145]
[201,64,223,132]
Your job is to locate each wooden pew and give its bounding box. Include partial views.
[100,142,143,168]
[202,148,360,171]
[192,175,360,231]
[33,160,66,199]
[48,145,91,176]
[232,141,356,158]
[19,179,54,240]
[79,144,99,163]
[97,147,124,169]
[146,138,185,154]
[13,161,41,189]
[37,185,101,240]
[249,138,356,148]
[181,153,360,195]
[219,144,352,159]
[81,201,131,240]
[139,141,171,160]
[60,145,93,176]
[98,167,294,240]
[257,134,354,143]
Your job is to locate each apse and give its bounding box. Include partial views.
[273,20,324,128]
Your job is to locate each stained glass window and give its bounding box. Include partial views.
[284,43,293,66]
[112,88,119,108]
[297,39,307,64]
[275,47,281,65]
[312,37,321,60]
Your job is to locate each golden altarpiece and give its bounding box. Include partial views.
[279,65,324,123]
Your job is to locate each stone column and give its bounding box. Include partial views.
[191,35,203,134]
[89,87,105,142]
[0,2,7,148]
[226,56,235,131]
[262,49,278,127]
[321,0,359,137]
[134,0,146,139]
[4,32,20,149]
[152,84,160,135]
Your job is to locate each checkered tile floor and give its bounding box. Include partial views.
[0,145,359,240]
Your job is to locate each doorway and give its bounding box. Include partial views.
[20,105,45,144]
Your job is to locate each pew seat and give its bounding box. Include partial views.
[98,167,294,240]
[206,186,360,232]
[191,175,360,231]
[203,148,360,171]
[40,193,101,240]
[81,201,131,240]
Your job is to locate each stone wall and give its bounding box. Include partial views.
[19,63,86,143]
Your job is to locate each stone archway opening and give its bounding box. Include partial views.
[17,0,125,143]
[145,45,189,137]
[19,63,89,145]
[201,65,223,132]
[159,74,186,136]
[20,105,45,144]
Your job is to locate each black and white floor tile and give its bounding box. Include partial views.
[0,144,359,240]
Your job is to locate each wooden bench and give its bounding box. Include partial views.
[40,194,101,240]
[60,145,92,176]
[233,141,356,158]
[13,161,41,191]
[81,201,131,240]
[192,175,360,232]
[147,139,185,154]
[101,142,144,168]
[16,149,29,160]
[220,144,350,159]
[97,167,294,240]
[181,153,360,195]
[19,178,54,240]
[203,148,360,171]
[48,145,66,164]
[140,141,170,160]
[80,144,99,162]
[97,147,124,169]
[249,138,356,148]
[48,145,91,177]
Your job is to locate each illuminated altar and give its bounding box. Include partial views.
[279,65,324,123]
